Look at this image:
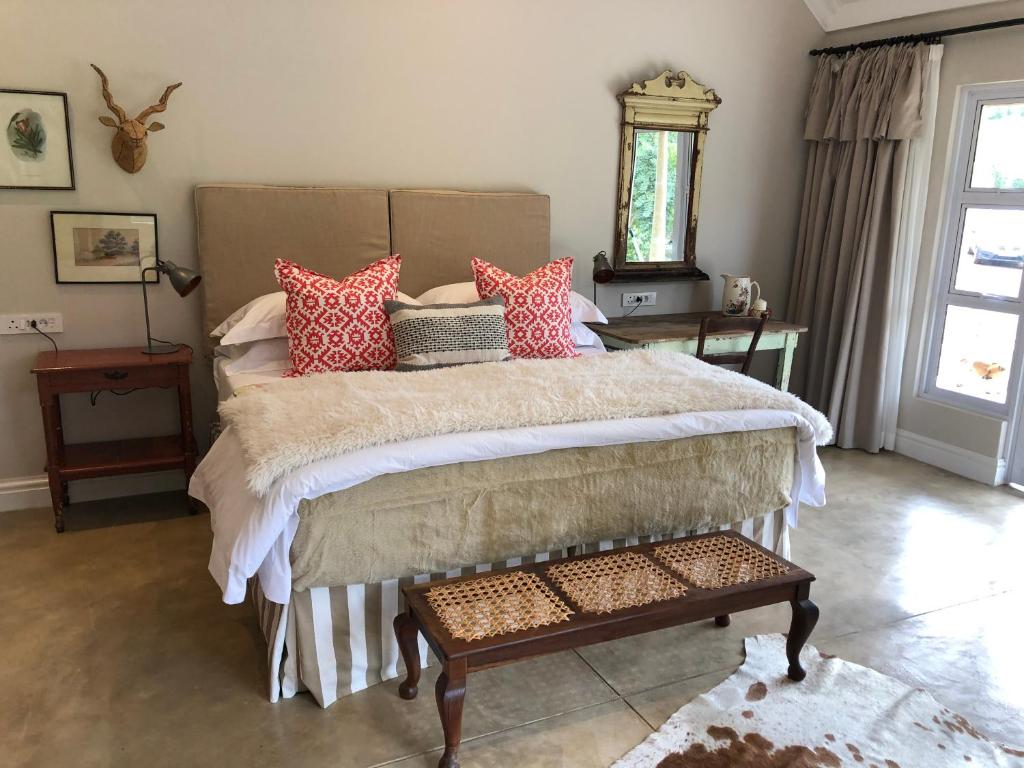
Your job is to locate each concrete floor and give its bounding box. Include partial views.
[2,448,1022,767]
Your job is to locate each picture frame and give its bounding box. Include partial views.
[1,89,75,190]
[51,211,159,284]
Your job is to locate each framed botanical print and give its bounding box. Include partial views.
[1,89,75,190]
[51,212,159,284]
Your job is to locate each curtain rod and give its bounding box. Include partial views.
[809,16,1024,56]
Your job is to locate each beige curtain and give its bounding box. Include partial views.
[787,44,933,451]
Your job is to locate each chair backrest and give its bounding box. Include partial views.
[695,313,770,376]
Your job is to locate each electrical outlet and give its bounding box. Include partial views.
[621,292,656,307]
[0,313,64,335]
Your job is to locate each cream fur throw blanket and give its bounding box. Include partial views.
[220,349,832,497]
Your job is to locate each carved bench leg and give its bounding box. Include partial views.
[714,614,731,627]
[394,611,421,700]
[436,659,467,768]
[786,598,819,681]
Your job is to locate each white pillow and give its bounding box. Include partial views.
[415,282,478,305]
[218,337,291,375]
[214,292,286,345]
[214,290,419,346]
[415,282,608,324]
[570,292,608,325]
[569,322,606,349]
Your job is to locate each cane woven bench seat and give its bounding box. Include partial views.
[395,530,818,768]
[655,534,790,589]
[546,550,687,614]
[426,571,573,641]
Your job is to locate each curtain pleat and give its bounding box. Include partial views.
[805,44,926,141]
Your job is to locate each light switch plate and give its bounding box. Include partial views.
[622,292,656,307]
[0,313,64,335]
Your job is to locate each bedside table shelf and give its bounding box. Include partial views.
[32,346,197,533]
[61,436,187,480]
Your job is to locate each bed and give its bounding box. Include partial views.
[188,184,828,707]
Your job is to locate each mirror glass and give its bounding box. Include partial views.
[625,129,695,263]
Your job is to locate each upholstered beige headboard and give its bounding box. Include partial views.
[194,184,550,352]
[195,184,391,345]
[389,190,550,296]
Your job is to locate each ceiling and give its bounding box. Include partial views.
[802,0,1011,31]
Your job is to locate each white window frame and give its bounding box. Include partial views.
[920,81,1024,419]
[668,131,694,261]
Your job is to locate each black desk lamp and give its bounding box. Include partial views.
[140,259,202,355]
[592,250,615,304]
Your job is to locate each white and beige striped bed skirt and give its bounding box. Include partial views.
[251,509,789,708]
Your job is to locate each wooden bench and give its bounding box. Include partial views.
[394,530,818,768]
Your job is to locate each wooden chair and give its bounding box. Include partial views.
[695,313,769,376]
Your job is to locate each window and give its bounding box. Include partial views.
[923,83,1024,416]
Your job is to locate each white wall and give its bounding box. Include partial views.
[824,1,1024,474]
[0,0,822,501]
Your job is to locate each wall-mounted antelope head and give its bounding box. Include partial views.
[90,64,182,174]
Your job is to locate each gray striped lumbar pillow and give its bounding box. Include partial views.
[385,295,511,371]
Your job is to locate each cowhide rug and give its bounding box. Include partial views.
[614,634,1023,767]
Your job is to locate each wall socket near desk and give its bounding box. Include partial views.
[622,292,656,307]
[0,313,64,335]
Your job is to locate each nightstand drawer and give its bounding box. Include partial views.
[45,364,179,393]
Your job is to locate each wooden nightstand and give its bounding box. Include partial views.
[31,346,197,533]
[586,312,808,391]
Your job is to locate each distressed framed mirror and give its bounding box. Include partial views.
[613,71,721,281]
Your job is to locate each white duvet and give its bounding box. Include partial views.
[190,409,826,605]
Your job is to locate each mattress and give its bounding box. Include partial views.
[289,427,797,590]
[195,347,828,604]
[194,407,824,604]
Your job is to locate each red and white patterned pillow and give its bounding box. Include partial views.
[274,256,401,375]
[472,256,578,359]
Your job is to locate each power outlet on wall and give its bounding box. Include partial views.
[622,292,656,307]
[0,313,64,335]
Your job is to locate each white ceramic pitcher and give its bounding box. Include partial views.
[721,274,760,316]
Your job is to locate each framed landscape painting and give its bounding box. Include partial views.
[51,212,158,284]
[1,89,74,190]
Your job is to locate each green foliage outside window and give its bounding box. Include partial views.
[626,130,677,262]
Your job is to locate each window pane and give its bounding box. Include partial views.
[971,102,1024,189]
[935,305,1017,404]
[954,207,1024,297]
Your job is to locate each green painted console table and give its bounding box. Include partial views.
[586,311,807,391]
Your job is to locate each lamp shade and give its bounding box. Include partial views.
[160,260,202,297]
[592,251,615,284]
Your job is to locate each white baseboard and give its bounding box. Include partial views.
[894,429,1005,486]
[0,471,185,513]
[0,475,50,512]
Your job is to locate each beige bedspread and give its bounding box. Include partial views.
[289,427,795,589]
